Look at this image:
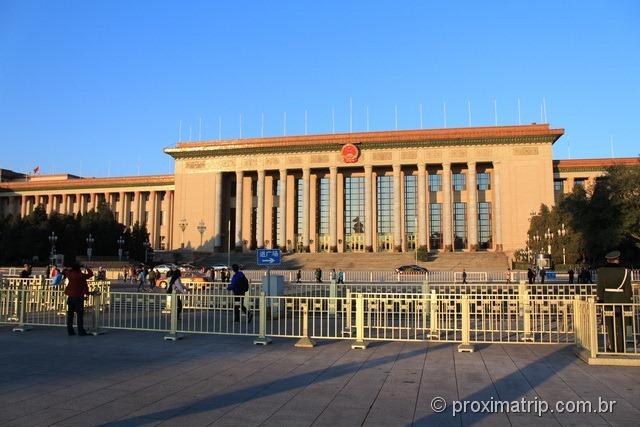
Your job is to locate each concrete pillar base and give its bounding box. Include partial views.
[394,245,402,253]
[457,344,475,353]
[295,336,316,348]
[351,339,368,350]
[495,244,504,251]
[445,245,453,252]
[330,246,338,253]
[365,246,373,253]
[253,337,272,346]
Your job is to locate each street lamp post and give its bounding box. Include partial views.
[86,233,94,262]
[117,235,125,262]
[544,228,553,255]
[179,218,188,248]
[557,223,566,265]
[197,220,206,248]
[144,239,150,264]
[48,232,58,265]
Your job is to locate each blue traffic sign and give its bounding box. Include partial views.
[257,249,281,266]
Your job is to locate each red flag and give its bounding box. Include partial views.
[33,166,40,175]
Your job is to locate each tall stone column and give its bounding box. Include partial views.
[329,166,338,252]
[256,170,265,248]
[364,165,373,251]
[493,162,503,251]
[167,190,174,250]
[235,171,243,250]
[45,195,52,215]
[133,191,141,225]
[467,162,478,250]
[214,172,223,250]
[279,169,287,251]
[21,195,27,217]
[90,193,97,212]
[417,164,427,248]
[75,194,82,215]
[148,191,157,249]
[118,192,126,224]
[442,163,453,251]
[393,164,402,251]
[302,168,310,251]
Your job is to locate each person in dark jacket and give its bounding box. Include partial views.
[227,264,252,323]
[19,263,31,278]
[597,251,633,352]
[63,263,93,336]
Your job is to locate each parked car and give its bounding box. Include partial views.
[395,265,428,274]
[179,263,200,272]
[153,263,178,275]
[210,264,229,271]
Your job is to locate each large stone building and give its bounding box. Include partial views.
[0,124,636,257]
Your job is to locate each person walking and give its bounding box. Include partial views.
[63,263,93,336]
[167,268,186,321]
[597,251,633,352]
[462,269,468,284]
[527,268,535,284]
[539,268,546,284]
[296,269,302,283]
[568,268,575,284]
[227,264,252,323]
[137,267,147,292]
[20,263,31,278]
[337,270,345,284]
[505,268,512,284]
[315,268,323,283]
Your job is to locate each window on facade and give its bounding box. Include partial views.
[428,174,442,192]
[477,173,491,190]
[574,178,587,188]
[429,203,442,249]
[296,178,303,236]
[404,175,417,233]
[376,176,393,234]
[317,178,329,235]
[478,202,492,250]
[230,180,237,197]
[554,179,565,193]
[344,177,365,236]
[452,173,466,191]
[159,211,164,226]
[453,202,467,250]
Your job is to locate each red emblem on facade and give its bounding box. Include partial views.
[341,143,359,163]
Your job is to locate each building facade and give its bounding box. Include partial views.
[0,124,636,256]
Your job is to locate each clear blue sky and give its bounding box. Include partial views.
[1,1,638,177]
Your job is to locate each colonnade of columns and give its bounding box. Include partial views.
[0,190,174,250]
[213,162,499,253]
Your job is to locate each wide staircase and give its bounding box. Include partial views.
[175,251,508,272]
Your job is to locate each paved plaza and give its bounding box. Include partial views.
[1,327,640,426]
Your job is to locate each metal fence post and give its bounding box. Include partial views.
[8,285,20,322]
[428,289,439,338]
[351,293,368,349]
[457,295,474,352]
[254,291,272,345]
[329,279,337,315]
[163,288,182,341]
[90,291,104,336]
[12,286,32,333]
[295,303,316,348]
[588,297,597,359]
[519,280,533,342]
[343,289,353,336]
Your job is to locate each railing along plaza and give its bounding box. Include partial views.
[2,277,639,364]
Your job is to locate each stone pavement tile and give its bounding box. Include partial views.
[5,407,81,427]
[0,401,46,424]
[50,399,143,426]
[312,403,371,427]
[413,343,459,425]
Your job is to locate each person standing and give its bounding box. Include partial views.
[462,269,468,284]
[568,268,575,284]
[137,267,147,292]
[227,264,252,323]
[597,250,632,352]
[337,270,345,284]
[167,268,186,321]
[20,264,31,278]
[63,263,93,336]
[527,268,535,284]
[505,268,512,284]
[148,269,157,290]
[296,269,302,283]
[539,268,546,284]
